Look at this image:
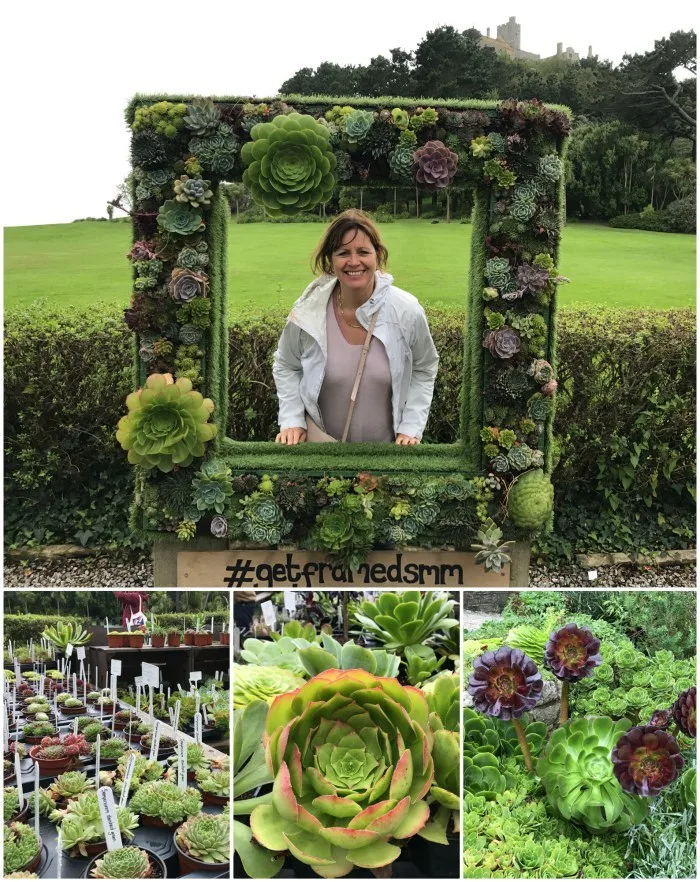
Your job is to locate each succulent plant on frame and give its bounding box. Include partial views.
[249,669,435,877]
[173,175,214,209]
[412,140,458,190]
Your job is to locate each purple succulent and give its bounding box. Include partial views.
[612,726,684,796]
[468,646,543,720]
[412,140,458,190]
[648,709,672,729]
[529,359,554,384]
[515,264,551,296]
[210,515,228,539]
[483,326,521,360]
[672,687,696,738]
[541,379,558,396]
[168,268,209,303]
[127,241,156,262]
[544,623,602,681]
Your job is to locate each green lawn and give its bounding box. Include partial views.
[4,219,695,315]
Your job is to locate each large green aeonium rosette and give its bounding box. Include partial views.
[250,669,435,878]
[241,113,336,218]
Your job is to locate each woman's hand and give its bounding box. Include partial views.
[395,434,419,446]
[275,427,307,445]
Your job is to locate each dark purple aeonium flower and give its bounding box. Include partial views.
[468,646,542,720]
[672,686,696,738]
[612,726,684,797]
[648,709,672,730]
[544,623,602,681]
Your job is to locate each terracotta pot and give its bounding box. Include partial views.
[184,632,195,646]
[167,633,181,647]
[201,790,228,806]
[151,635,166,648]
[128,634,145,649]
[29,746,77,775]
[82,847,167,879]
[193,632,208,646]
[24,730,59,744]
[141,812,179,830]
[174,829,229,875]
[106,634,124,648]
[220,632,230,645]
[62,837,108,857]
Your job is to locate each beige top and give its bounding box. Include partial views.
[317,296,394,442]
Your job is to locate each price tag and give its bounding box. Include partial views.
[149,720,162,761]
[119,753,137,807]
[110,660,122,677]
[189,671,202,684]
[95,735,101,784]
[261,600,276,626]
[587,569,598,581]
[173,699,181,732]
[284,591,297,612]
[98,786,123,850]
[177,738,187,791]
[14,752,24,808]
[76,647,86,661]
[65,643,74,658]
[194,712,203,743]
[141,663,160,688]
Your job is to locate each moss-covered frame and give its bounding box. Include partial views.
[121,93,570,568]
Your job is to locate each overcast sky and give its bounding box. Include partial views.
[3,0,696,226]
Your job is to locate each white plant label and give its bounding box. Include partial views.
[110,659,122,677]
[56,830,63,878]
[72,674,78,699]
[3,704,9,751]
[148,686,154,724]
[261,600,276,626]
[149,720,162,761]
[119,753,137,807]
[202,704,209,725]
[76,647,86,661]
[95,735,101,785]
[189,671,202,684]
[110,675,118,702]
[173,699,181,732]
[14,752,24,808]
[135,684,142,712]
[195,692,201,718]
[98,786,123,850]
[14,663,21,683]
[34,762,40,838]
[141,663,160,688]
[284,590,297,612]
[194,712,203,744]
[39,675,45,697]
[65,643,74,658]
[73,718,79,736]
[168,707,174,725]
[177,737,187,791]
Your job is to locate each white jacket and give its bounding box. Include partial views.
[272,271,439,440]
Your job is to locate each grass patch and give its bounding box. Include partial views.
[4,219,696,315]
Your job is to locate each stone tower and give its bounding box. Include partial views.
[498,16,521,51]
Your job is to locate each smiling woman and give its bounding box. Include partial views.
[273,210,439,446]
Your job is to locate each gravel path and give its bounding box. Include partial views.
[3,552,695,588]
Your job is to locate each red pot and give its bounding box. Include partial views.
[29,746,77,775]
[107,634,124,648]
[220,632,230,645]
[193,633,207,646]
[142,812,179,830]
[174,829,229,874]
[201,790,228,806]
[24,731,59,744]
[61,704,87,716]
[167,633,181,647]
[128,634,145,649]
[184,632,195,646]
[151,635,166,648]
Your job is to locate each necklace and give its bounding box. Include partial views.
[335,285,363,329]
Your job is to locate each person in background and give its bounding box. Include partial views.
[113,591,149,629]
[233,591,258,633]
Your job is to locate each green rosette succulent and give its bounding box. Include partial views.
[51,792,138,858]
[4,822,41,875]
[537,154,563,182]
[191,458,233,514]
[404,645,445,687]
[156,199,204,236]
[507,469,554,530]
[352,590,457,655]
[173,175,213,208]
[129,780,202,826]
[241,636,311,676]
[90,846,151,878]
[241,113,336,218]
[282,631,401,679]
[343,109,375,145]
[176,812,229,863]
[116,374,217,472]
[183,98,221,136]
[537,716,648,833]
[238,492,292,545]
[250,669,435,877]
[233,663,305,709]
[189,123,238,176]
[388,146,414,180]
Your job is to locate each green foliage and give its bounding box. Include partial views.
[175,813,229,863]
[507,469,554,529]
[609,195,696,233]
[128,780,202,825]
[404,644,446,686]
[352,590,458,654]
[3,614,87,643]
[232,663,305,709]
[3,822,41,875]
[91,846,151,878]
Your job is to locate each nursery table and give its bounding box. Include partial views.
[87,644,228,693]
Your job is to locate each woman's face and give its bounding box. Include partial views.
[331,228,378,290]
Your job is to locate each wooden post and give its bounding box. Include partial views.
[508,540,531,587]
[393,187,397,216]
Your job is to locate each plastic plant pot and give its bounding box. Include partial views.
[151,635,166,648]
[141,812,180,830]
[139,735,177,759]
[106,633,124,648]
[220,632,230,645]
[184,632,195,646]
[127,633,145,649]
[82,847,167,879]
[193,632,208,647]
[24,730,59,745]
[201,790,228,806]
[167,633,181,647]
[61,703,87,716]
[29,746,77,776]
[173,828,229,875]
[8,801,30,825]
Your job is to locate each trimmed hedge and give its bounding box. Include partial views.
[609,196,696,234]
[4,614,87,644]
[5,304,695,554]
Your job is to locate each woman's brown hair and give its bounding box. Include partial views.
[312,210,389,276]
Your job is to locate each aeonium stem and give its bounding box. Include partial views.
[559,680,569,725]
[512,717,534,773]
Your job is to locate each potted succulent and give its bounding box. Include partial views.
[23,672,41,682]
[84,845,166,879]
[139,733,177,759]
[167,742,209,781]
[96,695,117,713]
[167,629,182,648]
[220,627,230,646]
[52,791,138,857]
[183,628,195,646]
[195,766,229,805]
[3,787,29,824]
[3,758,14,784]
[23,720,59,743]
[55,691,73,705]
[174,812,230,873]
[23,697,48,710]
[81,722,111,744]
[29,733,91,775]
[62,696,87,715]
[86,690,101,704]
[96,737,131,765]
[3,821,42,875]
[47,770,96,807]
[107,631,124,648]
[113,709,136,731]
[46,669,65,681]
[128,779,202,829]
[126,629,145,649]
[149,625,167,648]
[124,721,152,744]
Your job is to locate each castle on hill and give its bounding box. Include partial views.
[478,16,592,63]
